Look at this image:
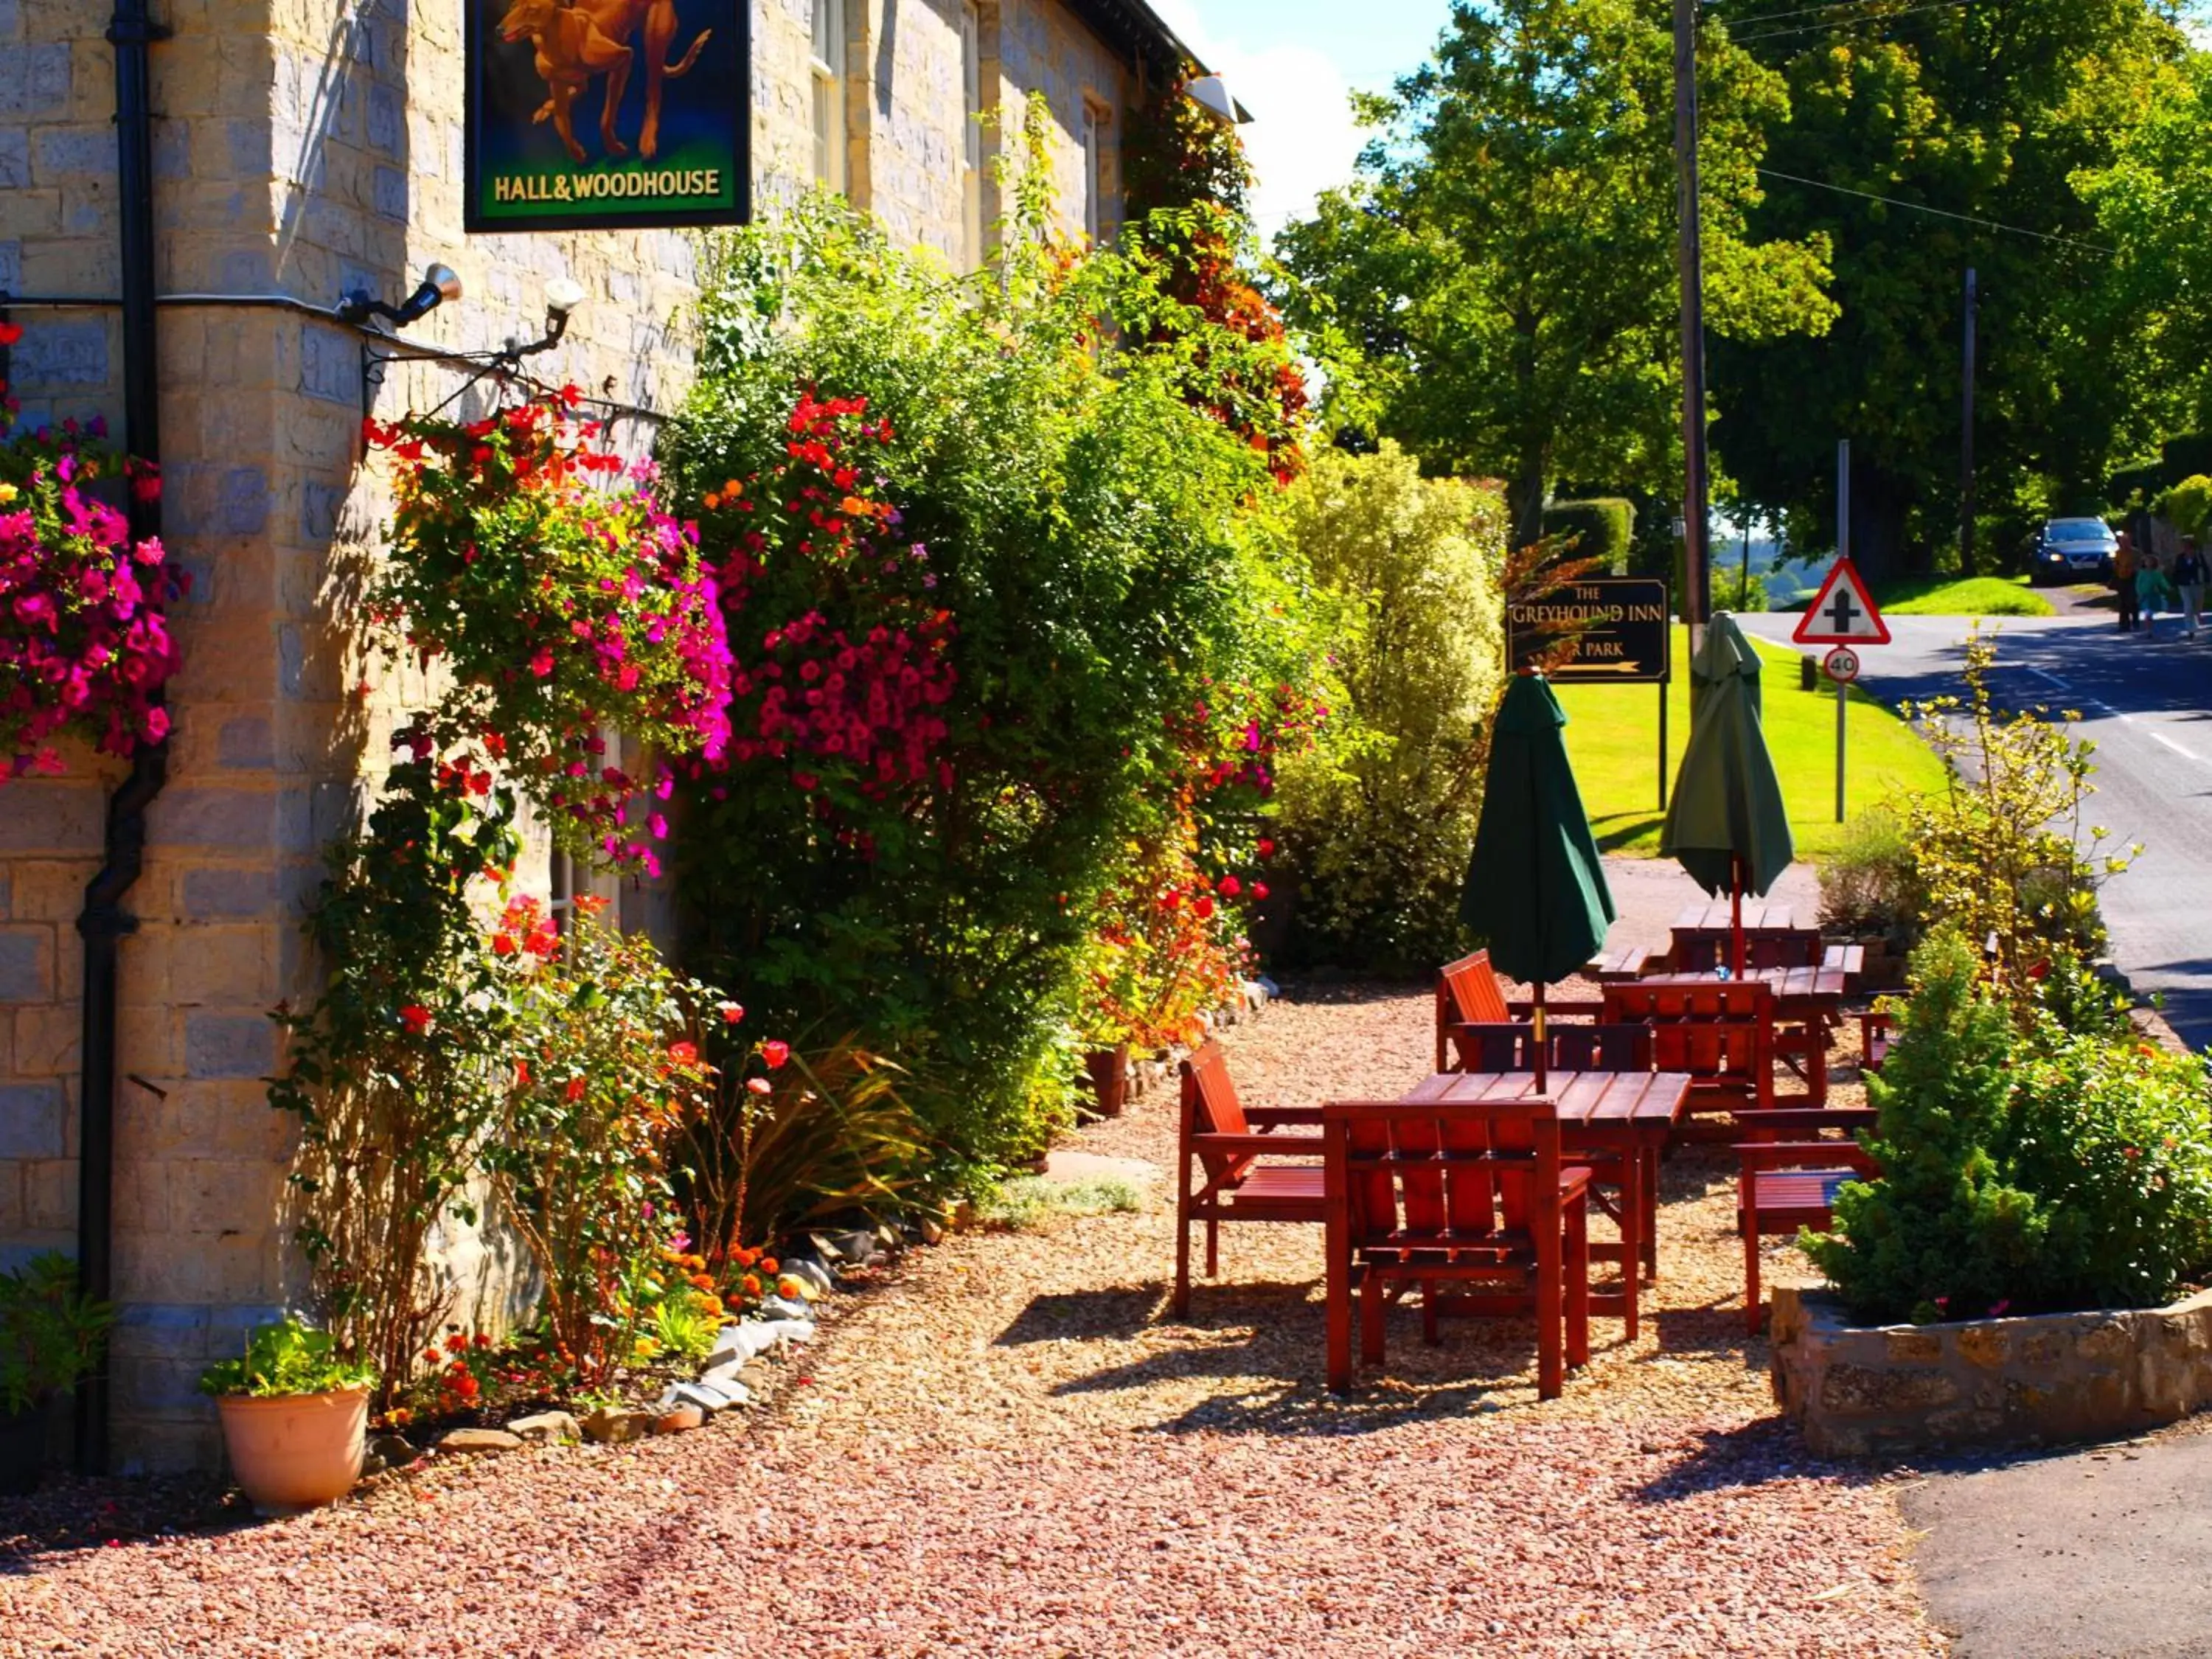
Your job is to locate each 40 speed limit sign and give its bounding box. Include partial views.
[1823,647,1861,684]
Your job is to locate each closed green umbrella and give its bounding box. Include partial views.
[1459,673,1616,1091]
[1660,614,1795,973]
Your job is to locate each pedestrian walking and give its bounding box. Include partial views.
[2176,538,2207,639]
[2138,549,2168,639]
[2116,529,2141,632]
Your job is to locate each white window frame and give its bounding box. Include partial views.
[812,0,847,192]
[1081,100,1105,243]
[961,2,984,266]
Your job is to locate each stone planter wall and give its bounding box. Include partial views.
[1771,1285,2212,1457]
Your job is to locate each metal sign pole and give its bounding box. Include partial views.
[1659,677,1669,813]
[1835,672,1846,823]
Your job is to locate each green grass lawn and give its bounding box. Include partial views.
[1868,574,2056,617]
[1554,626,1948,860]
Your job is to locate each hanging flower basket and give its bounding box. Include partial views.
[1,324,184,780]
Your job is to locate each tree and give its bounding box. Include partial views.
[1706,0,2190,579]
[1278,0,1836,548]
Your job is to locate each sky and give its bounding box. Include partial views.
[1147,0,1450,240]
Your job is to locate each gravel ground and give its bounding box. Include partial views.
[1,983,1938,1658]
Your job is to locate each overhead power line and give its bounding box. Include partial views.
[1722,0,1962,30]
[1753,167,2119,253]
[1731,0,1979,46]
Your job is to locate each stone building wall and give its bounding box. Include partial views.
[0,0,1147,1471]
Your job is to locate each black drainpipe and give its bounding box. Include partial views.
[74,0,169,1476]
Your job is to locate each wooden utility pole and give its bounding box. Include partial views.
[1961,266,1978,574]
[1674,0,1711,641]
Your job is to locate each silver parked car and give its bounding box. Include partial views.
[2031,517,2118,585]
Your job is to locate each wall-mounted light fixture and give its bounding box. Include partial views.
[541,276,585,345]
[336,262,463,328]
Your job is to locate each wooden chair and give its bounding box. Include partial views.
[1447,1022,1655,1075]
[1324,1096,1592,1399]
[1736,1108,1879,1333]
[1861,1009,1895,1072]
[1434,950,1604,1074]
[1447,1023,1657,1332]
[1173,1042,1326,1315]
[1601,979,1776,1132]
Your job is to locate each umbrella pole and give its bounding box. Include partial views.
[1533,981,1548,1096]
[1731,856,1745,978]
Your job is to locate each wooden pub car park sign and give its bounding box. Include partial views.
[1506,578,1672,684]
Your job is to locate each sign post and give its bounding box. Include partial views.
[1792,560,1889,824]
[1506,577,1674,808]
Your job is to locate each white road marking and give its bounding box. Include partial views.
[2025,667,2073,692]
[2149,729,2201,762]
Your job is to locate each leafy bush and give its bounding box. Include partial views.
[1273,442,1503,972]
[199,1317,375,1399]
[480,898,726,1389]
[2006,1032,2212,1313]
[1801,930,2048,1323]
[1805,929,2212,1322]
[1900,630,2134,1010]
[682,1036,934,1255]
[2154,474,2212,539]
[1817,807,1926,950]
[0,1253,111,1414]
[1541,498,1634,573]
[663,170,1320,1161]
[271,756,523,1403]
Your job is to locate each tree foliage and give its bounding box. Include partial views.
[1273,442,1504,972]
[1708,0,2191,575]
[1278,0,1836,545]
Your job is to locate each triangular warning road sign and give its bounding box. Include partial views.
[1792,557,1891,645]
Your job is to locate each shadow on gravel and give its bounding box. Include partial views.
[0,1472,246,1573]
[1630,1416,1888,1503]
[997,1287,1163,1346]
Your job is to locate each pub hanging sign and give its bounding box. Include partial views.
[465,0,749,232]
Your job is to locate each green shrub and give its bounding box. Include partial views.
[1901,630,2133,1011]
[2004,1032,2212,1313]
[0,1253,111,1415]
[1273,443,1505,973]
[1817,807,1926,950]
[2154,474,2212,538]
[1804,930,2212,1322]
[1801,930,2048,1324]
[663,177,1319,1166]
[1542,498,1635,573]
[682,1037,936,1253]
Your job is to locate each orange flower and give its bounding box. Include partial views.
[759,1257,779,1276]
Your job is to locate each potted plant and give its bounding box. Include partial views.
[0,1253,113,1495]
[199,1317,376,1514]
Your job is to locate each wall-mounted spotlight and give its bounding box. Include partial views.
[542,276,586,344]
[337,262,463,328]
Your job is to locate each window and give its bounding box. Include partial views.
[812,0,846,192]
[548,846,576,935]
[961,3,984,266]
[1081,101,1104,243]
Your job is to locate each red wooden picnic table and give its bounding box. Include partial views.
[1648,967,1850,1106]
[1396,1069,1691,1339]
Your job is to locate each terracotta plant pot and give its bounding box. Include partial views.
[215,1386,369,1514]
[1085,1044,1131,1119]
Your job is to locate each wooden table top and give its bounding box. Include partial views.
[1647,967,1849,1006]
[1399,1069,1692,1131]
[1672,900,1801,934]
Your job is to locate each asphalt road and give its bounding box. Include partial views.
[1739,609,2212,1050]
